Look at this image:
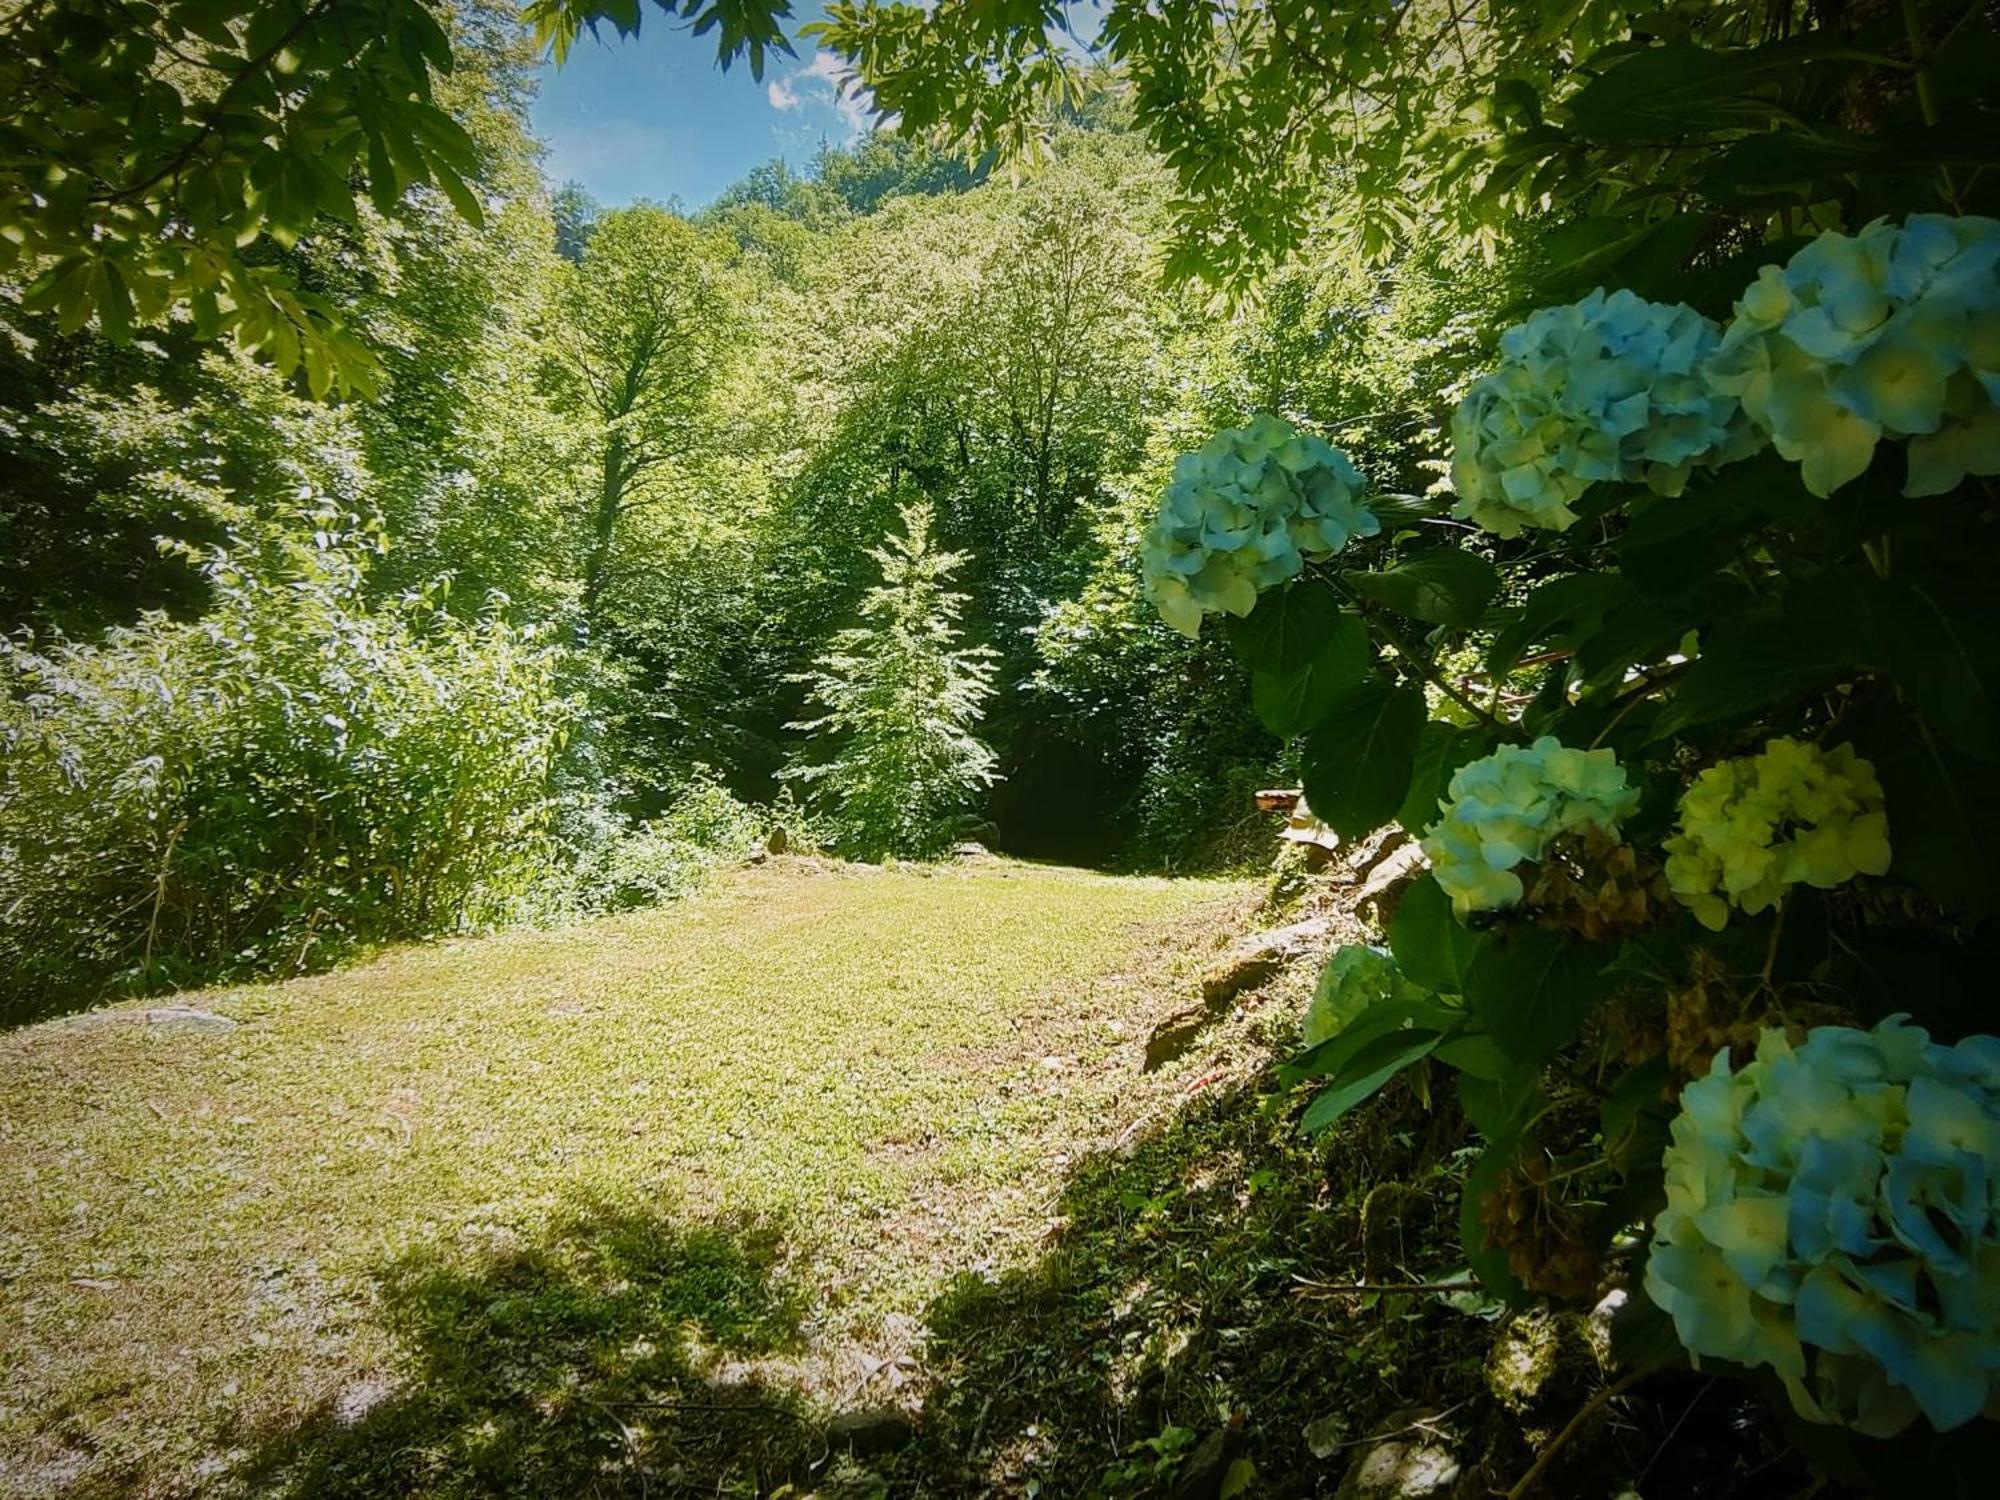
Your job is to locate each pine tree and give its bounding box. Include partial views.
[783,502,1000,858]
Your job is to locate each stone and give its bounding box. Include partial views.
[1198,916,1332,1007]
[1333,1410,1461,1500]
[1485,1306,1604,1420]
[1144,1010,1209,1072]
[1353,842,1427,928]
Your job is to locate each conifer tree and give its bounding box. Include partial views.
[784,501,999,858]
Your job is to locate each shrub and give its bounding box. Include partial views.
[0,517,572,1018]
[565,772,762,914]
[1182,212,2000,1453]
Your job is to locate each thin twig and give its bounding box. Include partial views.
[1292,1276,1480,1296]
[1320,569,1507,730]
[1502,1369,1649,1499]
[1319,1396,1475,1451]
[583,1397,649,1500]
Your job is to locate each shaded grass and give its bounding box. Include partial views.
[0,858,1247,1498]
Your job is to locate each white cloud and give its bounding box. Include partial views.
[764,49,870,137]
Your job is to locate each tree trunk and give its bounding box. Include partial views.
[579,432,628,634]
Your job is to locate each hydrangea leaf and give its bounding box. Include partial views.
[1460,1137,1531,1308]
[1396,721,1498,840]
[1487,572,1634,681]
[1249,612,1369,736]
[1875,576,2000,759]
[1302,945,1427,1048]
[1388,876,1481,996]
[1300,680,1426,840]
[1224,578,1348,674]
[1462,927,1613,1067]
[1863,714,1998,919]
[1300,1029,1443,1134]
[1349,550,1501,627]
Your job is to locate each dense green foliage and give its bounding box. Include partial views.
[2,0,487,394]
[0,516,571,1014]
[954,0,2000,1472]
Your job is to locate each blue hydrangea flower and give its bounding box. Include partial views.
[1648,1017,2000,1435]
[1449,289,1762,537]
[1706,215,2000,497]
[1140,415,1379,636]
[1418,737,1640,917]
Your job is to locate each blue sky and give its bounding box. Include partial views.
[530,6,866,210]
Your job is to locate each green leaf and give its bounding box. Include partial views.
[1300,680,1425,839]
[1651,584,1873,740]
[431,162,485,230]
[1282,996,1452,1086]
[1488,573,1633,680]
[1302,944,1428,1047]
[1224,577,1345,673]
[1388,876,1480,995]
[1457,1065,1542,1140]
[1609,1276,1691,1372]
[1876,575,2000,759]
[1434,1032,1511,1082]
[1601,1057,1671,1162]
[1565,36,1862,144]
[1462,927,1610,1068]
[1300,1030,1440,1133]
[1250,612,1369,735]
[1459,1137,1529,1307]
[1349,550,1500,627]
[1864,711,1999,919]
[1395,720,1495,838]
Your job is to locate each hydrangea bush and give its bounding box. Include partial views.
[1664,739,1892,930]
[1647,1017,2000,1436]
[1706,215,2000,497]
[1137,46,2000,1463]
[1420,737,1640,916]
[1139,413,1378,636]
[1448,288,1761,537]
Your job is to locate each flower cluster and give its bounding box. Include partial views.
[1706,214,2000,497]
[1140,414,1379,636]
[1449,289,1760,537]
[1647,1017,2000,1435]
[1420,737,1641,917]
[1663,739,1890,931]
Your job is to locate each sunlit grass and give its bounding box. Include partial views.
[0,857,1246,1496]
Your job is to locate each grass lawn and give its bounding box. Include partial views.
[0,857,1254,1498]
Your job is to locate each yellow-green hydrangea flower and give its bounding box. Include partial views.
[1664,739,1890,930]
[1706,215,2000,497]
[1449,289,1762,537]
[1648,1017,2000,1436]
[1420,736,1640,918]
[1140,415,1379,636]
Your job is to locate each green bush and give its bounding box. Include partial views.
[564,772,763,914]
[0,517,573,1019]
